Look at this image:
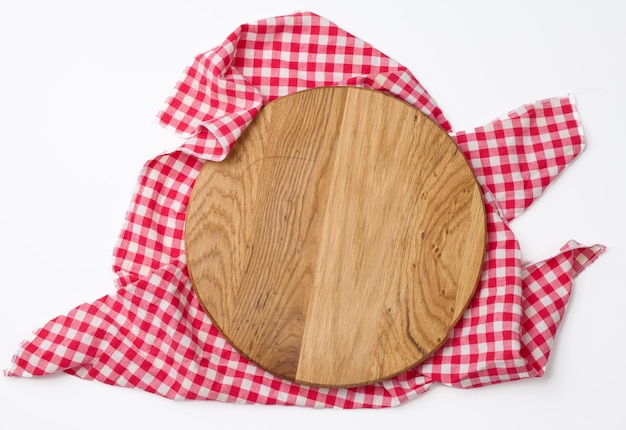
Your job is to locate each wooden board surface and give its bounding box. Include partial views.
[185,87,486,387]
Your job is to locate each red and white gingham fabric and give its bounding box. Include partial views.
[5,12,605,408]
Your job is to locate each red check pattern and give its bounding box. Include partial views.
[5,12,604,408]
[156,12,450,161]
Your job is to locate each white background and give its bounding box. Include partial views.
[1,1,624,428]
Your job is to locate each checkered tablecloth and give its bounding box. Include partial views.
[5,11,604,408]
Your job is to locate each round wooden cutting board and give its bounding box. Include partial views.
[185,87,486,388]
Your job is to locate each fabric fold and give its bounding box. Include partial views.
[451,95,585,222]
[156,11,449,161]
[519,241,605,377]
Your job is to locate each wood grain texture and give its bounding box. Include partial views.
[185,87,486,387]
